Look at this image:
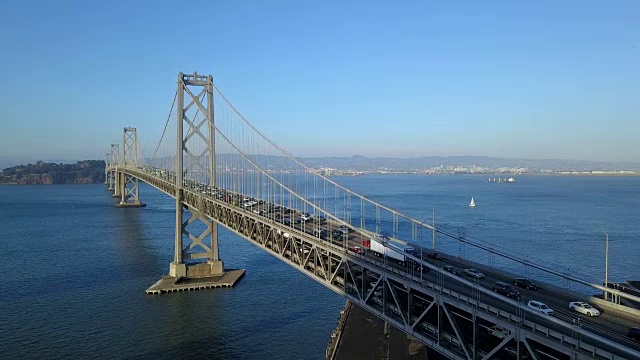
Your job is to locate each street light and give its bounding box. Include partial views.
[604,231,609,301]
[432,207,436,250]
[418,207,437,251]
[415,207,439,281]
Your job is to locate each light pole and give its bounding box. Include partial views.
[604,231,609,301]
[432,207,436,250]
[418,207,437,251]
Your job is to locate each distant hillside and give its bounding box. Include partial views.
[0,160,105,184]
[297,155,640,172]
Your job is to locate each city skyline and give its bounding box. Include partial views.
[1,1,639,165]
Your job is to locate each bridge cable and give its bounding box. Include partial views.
[151,89,178,162]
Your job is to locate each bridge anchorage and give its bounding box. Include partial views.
[105,72,640,359]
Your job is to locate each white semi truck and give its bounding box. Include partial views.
[369,234,414,265]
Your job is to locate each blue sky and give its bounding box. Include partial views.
[1,0,639,167]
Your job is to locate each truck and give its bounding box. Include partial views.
[369,235,414,265]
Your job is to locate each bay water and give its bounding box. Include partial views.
[0,175,638,358]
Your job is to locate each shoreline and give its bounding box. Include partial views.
[330,172,640,177]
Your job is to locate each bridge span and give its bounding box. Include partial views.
[105,72,640,360]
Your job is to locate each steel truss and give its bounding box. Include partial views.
[123,167,635,360]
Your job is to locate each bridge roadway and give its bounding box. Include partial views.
[116,166,640,359]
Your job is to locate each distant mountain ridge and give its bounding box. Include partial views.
[296,155,640,172]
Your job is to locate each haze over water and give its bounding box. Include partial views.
[1,174,638,358]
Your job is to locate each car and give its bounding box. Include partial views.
[463,268,485,279]
[299,213,312,222]
[569,301,600,317]
[492,282,521,299]
[331,230,346,240]
[338,224,352,234]
[427,251,443,260]
[527,300,554,316]
[513,278,538,290]
[242,200,257,208]
[349,245,364,254]
[628,327,640,341]
[443,265,460,275]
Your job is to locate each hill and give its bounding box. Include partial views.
[0,160,106,184]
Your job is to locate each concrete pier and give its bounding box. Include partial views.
[146,269,245,294]
[115,202,146,208]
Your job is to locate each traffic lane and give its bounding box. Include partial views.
[408,267,640,354]
[325,230,640,353]
[354,244,640,354]
[553,309,640,351]
[436,254,640,334]
[417,253,640,350]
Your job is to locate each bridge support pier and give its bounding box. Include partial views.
[149,205,242,294]
[170,206,224,277]
[112,171,122,198]
[106,171,114,192]
[115,174,146,208]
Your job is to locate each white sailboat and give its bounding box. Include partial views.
[469,197,476,208]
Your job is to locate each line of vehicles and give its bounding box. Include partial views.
[354,232,640,342]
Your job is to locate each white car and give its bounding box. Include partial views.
[527,300,554,316]
[300,213,312,221]
[463,268,485,279]
[242,200,257,208]
[569,301,600,317]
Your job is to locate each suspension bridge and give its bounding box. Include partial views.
[104,72,640,360]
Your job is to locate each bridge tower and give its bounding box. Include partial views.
[110,144,121,197]
[115,127,145,208]
[104,152,109,185]
[169,72,224,279]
